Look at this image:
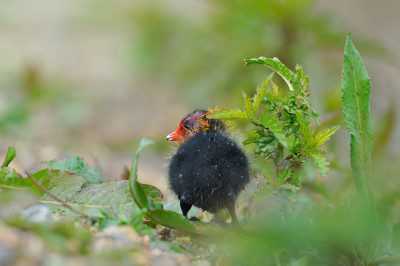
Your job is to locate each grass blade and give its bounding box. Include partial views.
[129,139,154,208]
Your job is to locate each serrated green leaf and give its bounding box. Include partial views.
[242,91,256,118]
[307,150,329,177]
[1,146,16,167]
[48,157,103,184]
[314,126,340,147]
[33,169,86,201]
[253,73,274,111]
[293,65,309,90]
[39,179,162,215]
[266,82,281,103]
[341,34,373,203]
[280,183,300,191]
[243,136,259,145]
[245,56,295,91]
[208,109,248,120]
[71,180,134,207]
[261,115,288,147]
[295,111,313,148]
[42,178,85,202]
[278,168,292,184]
[1,168,86,195]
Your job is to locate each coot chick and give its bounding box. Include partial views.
[167,109,249,224]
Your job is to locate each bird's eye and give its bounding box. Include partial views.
[183,124,191,130]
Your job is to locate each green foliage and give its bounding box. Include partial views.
[210,57,339,189]
[48,156,103,184]
[341,35,374,206]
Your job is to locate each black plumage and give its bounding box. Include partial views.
[167,111,249,224]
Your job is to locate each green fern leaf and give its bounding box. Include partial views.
[242,91,256,118]
[314,126,340,147]
[253,73,274,111]
[261,115,288,147]
[307,150,329,177]
[208,109,248,120]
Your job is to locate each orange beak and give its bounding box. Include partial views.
[166,123,188,143]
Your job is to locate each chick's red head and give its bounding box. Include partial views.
[166,109,211,144]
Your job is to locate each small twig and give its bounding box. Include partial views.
[25,172,89,219]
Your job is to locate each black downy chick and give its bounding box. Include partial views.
[166,109,249,224]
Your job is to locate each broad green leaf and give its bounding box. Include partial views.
[341,35,373,202]
[48,157,103,184]
[39,179,162,214]
[70,180,133,207]
[1,169,87,200]
[33,169,86,201]
[1,146,16,167]
[42,178,85,202]
[245,56,295,91]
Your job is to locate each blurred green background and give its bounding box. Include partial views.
[0,0,399,193]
